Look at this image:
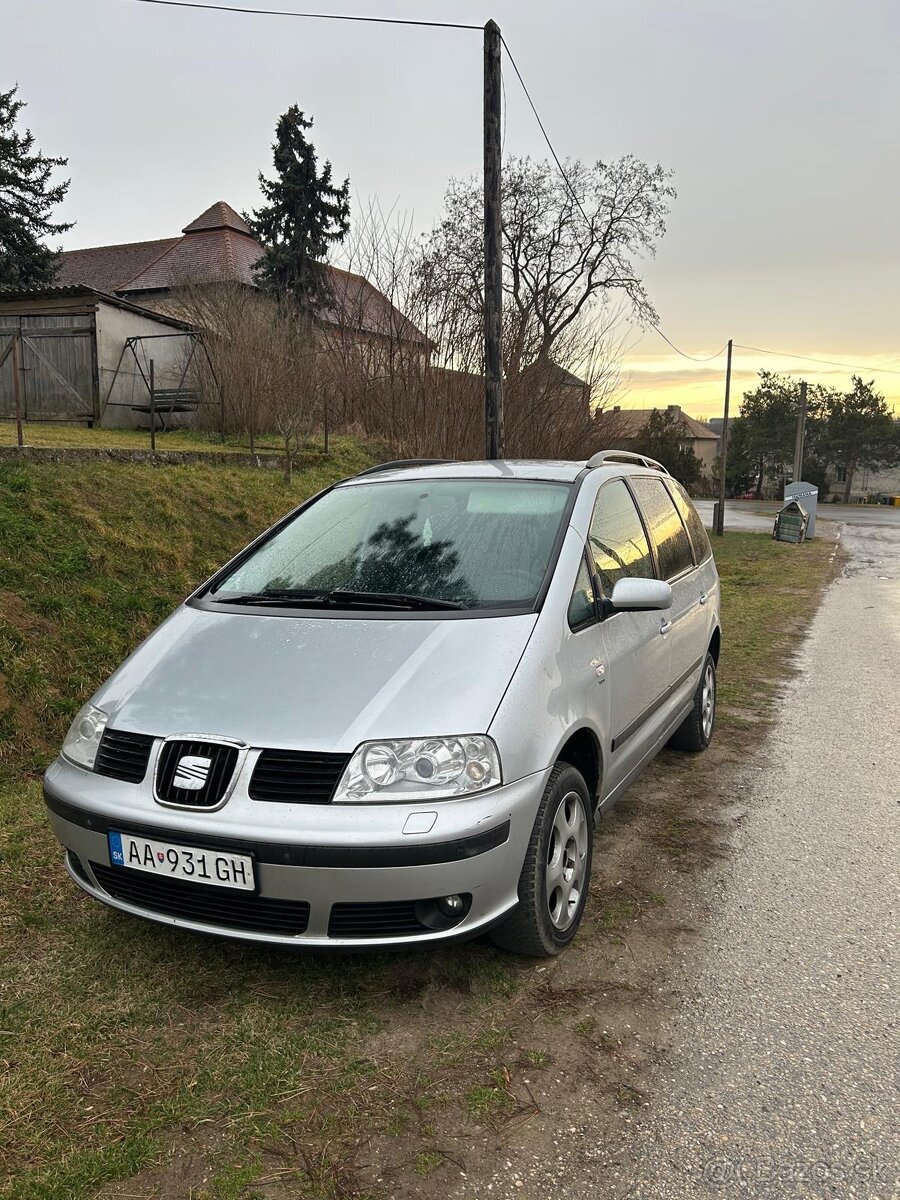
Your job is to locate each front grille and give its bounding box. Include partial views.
[90,862,310,935]
[155,740,239,808]
[94,728,155,784]
[249,749,349,804]
[328,901,429,939]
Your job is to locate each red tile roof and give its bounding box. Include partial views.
[598,406,718,440]
[55,237,179,293]
[182,200,252,235]
[122,227,261,291]
[56,201,426,344]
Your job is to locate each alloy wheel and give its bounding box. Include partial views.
[545,791,588,930]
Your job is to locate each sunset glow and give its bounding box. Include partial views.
[617,342,900,422]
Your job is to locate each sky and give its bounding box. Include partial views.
[5,0,900,419]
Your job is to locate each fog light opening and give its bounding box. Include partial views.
[413,893,472,931]
[437,894,465,918]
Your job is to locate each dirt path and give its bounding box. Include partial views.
[449,523,898,1200]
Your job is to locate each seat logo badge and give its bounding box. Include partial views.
[173,754,212,791]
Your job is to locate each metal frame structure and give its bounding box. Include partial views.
[101,331,225,435]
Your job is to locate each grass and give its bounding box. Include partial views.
[0,421,343,457]
[0,463,838,1199]
[707,531,835,723]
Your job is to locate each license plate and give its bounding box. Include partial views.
[108,831,255,891]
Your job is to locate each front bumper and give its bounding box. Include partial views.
[43,757,550,948]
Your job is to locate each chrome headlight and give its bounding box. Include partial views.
[333,735,502,803]
[61,703,108,770]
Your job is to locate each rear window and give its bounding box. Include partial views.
[213,478,572,611]
[629,476,695,580]
[666,478,711,564]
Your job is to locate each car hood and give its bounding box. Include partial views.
[93,605,538,750]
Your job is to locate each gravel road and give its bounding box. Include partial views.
[461,521,900,1199]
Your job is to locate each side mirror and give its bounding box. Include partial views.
[609,578,673,612]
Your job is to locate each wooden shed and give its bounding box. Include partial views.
[0,286,194,428]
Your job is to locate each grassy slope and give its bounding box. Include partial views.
[0,423,319,455]
[0,463,836,1200]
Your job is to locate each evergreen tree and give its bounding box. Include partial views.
[630,408,703,491]
[248,106,350,316]
[822,376,899,502]
[0,84,72,289]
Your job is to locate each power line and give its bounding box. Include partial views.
[650,326,728,363]
[501,38,726,373]
[734,343,900,378]
[499,35,593,231]
[122,0,480,29]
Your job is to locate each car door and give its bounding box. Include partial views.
[628,475,706,715]
[585,478,672,795]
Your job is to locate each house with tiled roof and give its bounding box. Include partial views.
[0,201,426,429]
[55,201,425,349]
[596,404,720,472]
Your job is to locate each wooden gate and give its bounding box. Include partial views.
[0,314,99,424]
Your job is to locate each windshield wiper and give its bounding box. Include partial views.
[324,590,465,611]
[212,589,328,606]
[210,588,464,611]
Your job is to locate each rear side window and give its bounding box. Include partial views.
[629,476,695,581]
[588,479,655,595]
[666,478,712,564]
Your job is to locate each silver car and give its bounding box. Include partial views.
[45,452,720,957]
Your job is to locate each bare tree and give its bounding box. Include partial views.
[424,155,674,376]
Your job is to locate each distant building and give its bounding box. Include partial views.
[55,200,425,357]
[1,200,426,429]
[596,404,719,473]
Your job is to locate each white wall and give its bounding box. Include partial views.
[96,301,193,429]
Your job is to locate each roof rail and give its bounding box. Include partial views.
[354,458,454,478]
[587,450,669,474]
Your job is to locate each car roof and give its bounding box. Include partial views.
[342,460,588,486]
[342,457,672,487]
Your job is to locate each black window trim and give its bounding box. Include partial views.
[625,473,698,585]
[567,543,602,633]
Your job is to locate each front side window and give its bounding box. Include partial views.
[588,479,655,596]
[666,478,711,564]
[211,478,572,612]
[629,475,695,580]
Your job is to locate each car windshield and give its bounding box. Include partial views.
[212,478,572,611]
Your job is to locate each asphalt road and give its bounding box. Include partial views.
[462,518,900,1199]
[694,499,900,535]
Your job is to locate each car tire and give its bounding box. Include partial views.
[668,651,717,752]
[490,763,593,958]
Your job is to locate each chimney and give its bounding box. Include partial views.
[667,404,680,414]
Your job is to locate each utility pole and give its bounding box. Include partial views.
[792,379,807,482]
[714,338,733,537]
[483,18,504,459]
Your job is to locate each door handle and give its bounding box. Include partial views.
[590,657,606,683]
[659,619,672,636]
[699,592,708,606]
